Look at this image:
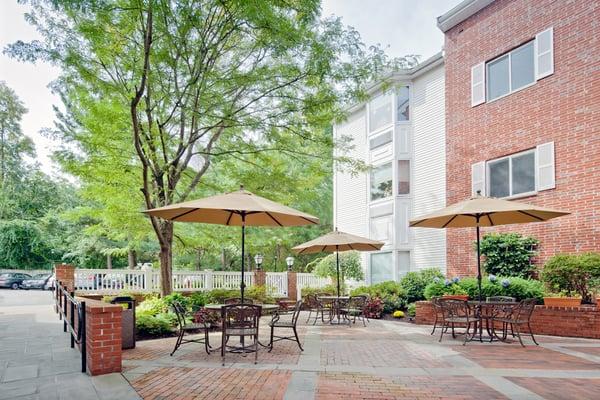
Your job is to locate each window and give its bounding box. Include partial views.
[396,86,409,121]
[370,162,392,201]
[488,150,535,198]
[397,251,410,277]
[369,130,392,150]
[370,214,393,244]
[370,252,393,284]
[369,93,392,132]
[486,41,535,101]
[397,160,410,195]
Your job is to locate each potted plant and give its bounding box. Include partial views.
[441,281,469,301]
[543,290,582,307]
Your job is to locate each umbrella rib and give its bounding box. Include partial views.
[299,216,319,225]
[487,213,494,226]
[225,211,234,226]
[518,210,545,221]
[409,219,423,227]
[348,243,355,250]
[171,208,198,221]
[265,212,283,227]
[441,215,458,228]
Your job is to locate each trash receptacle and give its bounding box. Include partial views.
[110,296,136,349]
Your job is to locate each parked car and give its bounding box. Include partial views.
[44,274,55,290]
[0,273,32,289]
[20,273,52,290]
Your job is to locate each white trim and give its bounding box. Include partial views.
[486,40,535,102]
[471,62,485,106]
[536,141,556,190]
[535,27,554,80]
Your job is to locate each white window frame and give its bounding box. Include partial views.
[486,149,536,199]
[486,40,536,103]
[368,92,394,134]
[395,85,411,124]
[369,161,394,204]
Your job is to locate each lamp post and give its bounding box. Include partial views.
[254,254,263,271]
[285,256,294,271]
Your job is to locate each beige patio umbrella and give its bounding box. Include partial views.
[409,193,569,302]
[145,186,319,302]
[292,229,384,297]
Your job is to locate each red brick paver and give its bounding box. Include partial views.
[131,367,290,400]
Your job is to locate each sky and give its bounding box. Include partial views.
[0,0,462,173]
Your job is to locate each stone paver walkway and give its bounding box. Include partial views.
[0,290,139,400]
[122,312,600,400]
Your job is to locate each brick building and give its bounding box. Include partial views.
[439,0,600,276]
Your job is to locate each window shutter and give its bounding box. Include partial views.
[536,142,555,190]
[535,27,554,80]
[471,161,486,196]
[471,62,485,106]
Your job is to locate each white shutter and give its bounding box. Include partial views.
[535,27,554,80]
[471,62,485,106]
[536,142,555,190]
[471,161,486,196]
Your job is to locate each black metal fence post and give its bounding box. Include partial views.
[63,286,68,333]
[80,301,87,373]
[70,291,75,348]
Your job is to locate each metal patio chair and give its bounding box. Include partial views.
[340,295,369,326]
[492,298,539,347]
[269,300,303,352]
[438,298,477,345]
[170,301,211,356]
[221,304,261,365]
[305,294,331,324]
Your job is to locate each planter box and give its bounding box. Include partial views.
[442,295,469,301]
[543,297,582,307]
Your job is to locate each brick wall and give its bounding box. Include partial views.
[84,299,123,376]
[415,301,600,339]
[55,264,75,291]
[444,0,600,276]
[287,271,298,300]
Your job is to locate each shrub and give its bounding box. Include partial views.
[187,292,207,311]
[205,288,240,304]
[245,285,275,304]
[406,303,416,317]
[163,293,191,310]
[479,233,538,277]
[351,281,407,313]
[424,276,544,302]
[363,297,384,319]
[399,268,444,303]
[193,308,221,326]
[423,281,467,299]
[300,285,337,301]
[543,253,600,303]
[136,313,173,336]
[136,295,168,315]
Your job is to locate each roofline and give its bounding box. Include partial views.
[437,0,495,33]
[345,51,444,114]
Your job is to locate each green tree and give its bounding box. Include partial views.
[311,251,363,286]
[9,0,401,294]
[0,219,50,269]
[479,233,539,278]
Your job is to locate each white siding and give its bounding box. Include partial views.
[411,64,447,273]
[334,109,368,237]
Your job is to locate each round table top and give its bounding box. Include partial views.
[204,303,279,311]
[317,296,350,300]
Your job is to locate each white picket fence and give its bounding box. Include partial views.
[296,272,331,299]
[265,272,288,297]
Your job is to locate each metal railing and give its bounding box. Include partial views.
[54,281,86,373]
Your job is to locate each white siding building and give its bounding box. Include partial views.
[333,53,446,284]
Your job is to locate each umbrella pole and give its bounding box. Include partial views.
[241,212,246,304]
[336,246,340,298]
[476,217,482,303]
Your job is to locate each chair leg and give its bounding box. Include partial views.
[170,329,184,356]
[293,327,303,351]
[451,323,456,338]
[514,324,525,347]
[254,335,258,364]
[221,333,226,366]
[268,326,275,353]
[431,315,438,335]
[527,322,539,345]
[306,310,312,323]
[204,330,211,355]
[439,322,445,342]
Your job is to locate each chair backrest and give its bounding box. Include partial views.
[348,295,368,310]
[171,301,187,329]
[224,297,253,305]
[438,298,470,320]
[290,300,303,325]
[221,304,261,333]
[513,298,537,322]
[486,296,516,303]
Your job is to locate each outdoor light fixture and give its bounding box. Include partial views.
[285,256,294,271]
[254,254,264,270]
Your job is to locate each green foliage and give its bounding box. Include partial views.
[351,281,407,313]
[136,295,168,316]
[300,285,337,301]
[406,303,416,317]
[423,276,544,302]
[543,253,600,303]
[205,289,240,304]
[479,233,538,277]
[244,285,275,304]
[135,313,173,336]
[312,251,364,286]
[0,220,50,269]
[399,268,444,303]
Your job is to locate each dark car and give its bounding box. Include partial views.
[20,273,52,290]
[0,273,32,289]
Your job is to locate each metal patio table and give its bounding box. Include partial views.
[318,296,351,325]
[467,301,519,342]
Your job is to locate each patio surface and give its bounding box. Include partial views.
[122,312,600,400]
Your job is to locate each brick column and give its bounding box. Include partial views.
[55,263,75,291]
[287,271,297,300]
[254,270,266,287]
[85,299,123,376]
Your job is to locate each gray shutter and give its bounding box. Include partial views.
[535,27,554,80]
[471,62,485,106]
[471,161,486,196]
[536,142,555,190]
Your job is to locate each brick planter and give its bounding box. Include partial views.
[83,298,123,376]
[415,300,600,339]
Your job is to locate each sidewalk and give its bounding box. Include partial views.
[0,290,139,400]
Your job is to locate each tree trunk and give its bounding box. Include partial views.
[221,248,227,270]
[106,254,112,269]
[158,221,174,296]
[128,249,137,269]
[195,248,202,271]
